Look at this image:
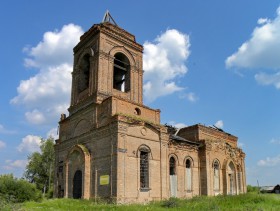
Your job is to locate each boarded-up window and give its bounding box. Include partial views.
[140,151,149,189]
[213,160,220,191]
[185,159,192,191]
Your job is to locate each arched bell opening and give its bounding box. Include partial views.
[113,52,130,92]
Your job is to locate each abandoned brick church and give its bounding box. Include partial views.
[54,12,247,203]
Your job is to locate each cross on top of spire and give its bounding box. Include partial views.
[102,10,118,26]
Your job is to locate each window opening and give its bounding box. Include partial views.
[186,159,192,191]
[228,162,235,195]
[140,151,149,189]
[213,160,220,191]
[169,157,177,197]
[113,53,130,92]
[135,108,141,115]
[79,54,90,93]
[169,157,176,175]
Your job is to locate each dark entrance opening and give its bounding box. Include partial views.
[73,170,82,199]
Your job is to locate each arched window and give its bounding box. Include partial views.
[228,161,236,195]
[113,53,130,92]
[169,156,177,197]
[134,108,141,116]
[185,159,192,191]
[139,146,150,190]
[213,160,220,191]
[169,157,176,175]
[78,54,90,93]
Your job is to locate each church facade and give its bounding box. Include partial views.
[54,13,246,203]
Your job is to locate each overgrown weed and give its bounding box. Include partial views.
[18,193,280,211]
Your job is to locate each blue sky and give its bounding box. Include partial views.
[1,1,280,186]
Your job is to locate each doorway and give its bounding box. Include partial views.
[73,170,82,199]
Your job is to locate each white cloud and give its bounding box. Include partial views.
[258,18,270,25]
[270,138,280,144]
[143,29,191,102]
[179,92,198,102]
[17,135,41,153]
[226,6,280,87]
[11,24,84,125]
[47,128,58,140]
[255,72,280,89]
[174,123,188,129]
[214,120,224,129]
[25,109,46,124]
[168,121,188,129]
[257,154,280,167]
[0,140,6,149]
[3,159,28,170]
[24,24,83,68]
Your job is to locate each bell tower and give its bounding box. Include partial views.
[55,12,162,201]
[70,11,144,113]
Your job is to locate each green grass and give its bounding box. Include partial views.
[16,193,280,211]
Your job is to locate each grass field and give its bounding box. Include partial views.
[3,193,280,211]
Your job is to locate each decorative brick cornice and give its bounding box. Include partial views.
[204,139,245,162]
[74,23,143,53]
[100,24,143,51]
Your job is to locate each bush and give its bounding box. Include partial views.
[0,174,42,203]
[247,185,260,193]
[46,186,54,199]
[162,197,180,208]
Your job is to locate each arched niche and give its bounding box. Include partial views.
[184,156,194,192]
[225,160,237,195]
[169,154,178,197]
[213,159,221,194]
[66,144,91,199]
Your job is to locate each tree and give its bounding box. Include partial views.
[0,174,42,203]
[24,137,55,196]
